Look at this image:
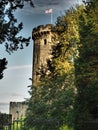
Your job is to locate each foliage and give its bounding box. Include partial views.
[52,8,80,76]
[24,6,81,130]
[0,113,12,129]
[0,58,7,79]
[25,1,98,130]
[25,74,75,130]
[60,125,73,130]
[0,0,34,79]
[74,0,98,129]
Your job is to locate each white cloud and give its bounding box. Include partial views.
[0,104,9,113]
[0,102,9,106]
[7,65,32,71]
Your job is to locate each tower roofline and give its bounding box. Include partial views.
[32,24,54,40]
[33,24,54,32]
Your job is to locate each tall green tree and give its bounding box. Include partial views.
[74,0,98,130]
[25,76,75,130]
[25,7,80,130]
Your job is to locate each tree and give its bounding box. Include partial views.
[0,0,34,79]
[74,0,98,129]
[25,7,79,130]
[25,75,75,130]
[0,58,7,79]
[0,113,12,129]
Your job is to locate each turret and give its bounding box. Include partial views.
[32,24,58,84]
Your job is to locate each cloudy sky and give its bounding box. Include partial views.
[0,0,83,113]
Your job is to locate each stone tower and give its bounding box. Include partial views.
[9,102,28,122]
[32,24,57,84]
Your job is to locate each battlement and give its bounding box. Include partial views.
[32,24,54,40]
[10,101,26,106]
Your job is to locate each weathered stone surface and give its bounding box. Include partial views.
[32,24,58,84]
[9,102,27,122]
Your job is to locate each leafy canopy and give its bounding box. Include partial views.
[0,0,34,79]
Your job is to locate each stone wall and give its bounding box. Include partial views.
[32,24,58,84]
[9,102,28,122]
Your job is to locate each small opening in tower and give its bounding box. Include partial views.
[44,39,47,45]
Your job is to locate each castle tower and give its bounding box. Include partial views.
[32,24,57,84]
[9,102,28,122]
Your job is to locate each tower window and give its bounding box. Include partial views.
[44,39,47,45]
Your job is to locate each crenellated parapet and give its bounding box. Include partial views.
[32,24,54,40]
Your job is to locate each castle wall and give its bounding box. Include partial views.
[9,102,28,122]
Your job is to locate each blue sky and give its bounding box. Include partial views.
[0,0,82,113]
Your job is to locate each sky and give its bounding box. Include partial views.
[0,0,83,114]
